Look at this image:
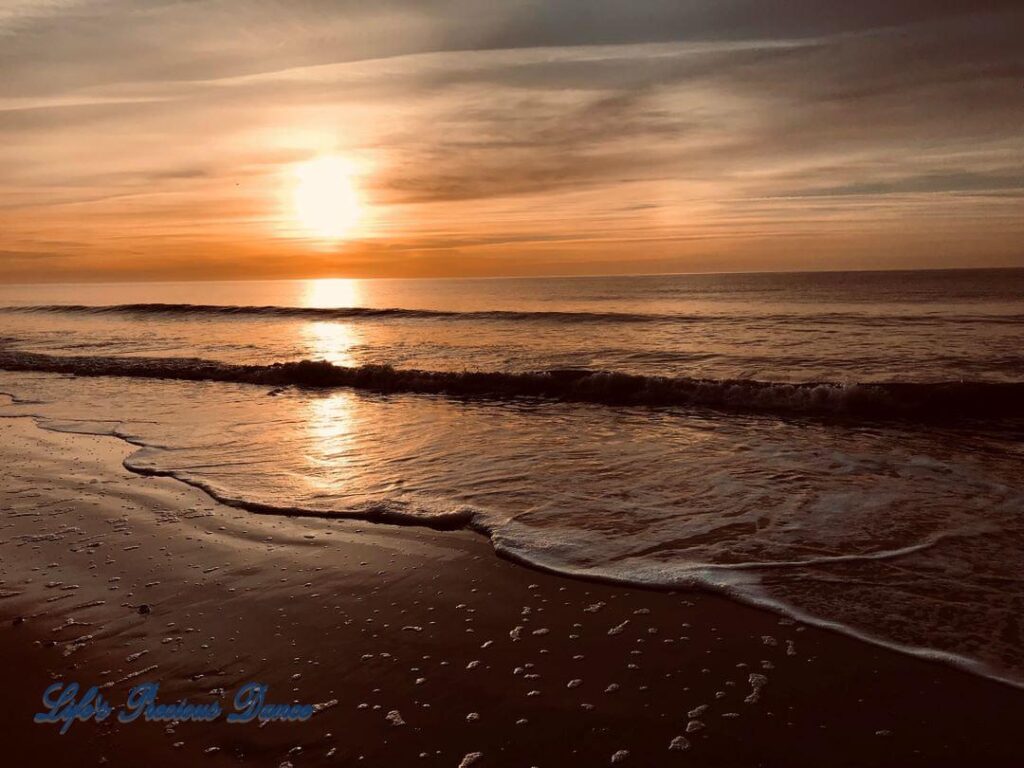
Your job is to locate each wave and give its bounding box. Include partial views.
[2,302,1022,326]
[1,348,1021,421]
[487,526,1024,690]
[0,302,666,324]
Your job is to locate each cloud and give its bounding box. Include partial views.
[0,1,1021,279]
[0,248,72,260]
[3,0,1019,95]
[772,172,1024,200]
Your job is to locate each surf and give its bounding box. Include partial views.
[1,347,1021,422]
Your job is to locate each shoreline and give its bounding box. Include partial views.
[2,415,1023,766]
[7,388,1022,693]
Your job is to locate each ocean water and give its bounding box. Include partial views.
[1,269,1022,684]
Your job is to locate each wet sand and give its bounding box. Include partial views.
[1,415,1022,767]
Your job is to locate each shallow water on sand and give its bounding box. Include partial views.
[1,269,1022,683]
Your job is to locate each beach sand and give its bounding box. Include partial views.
[1,415,1021,767]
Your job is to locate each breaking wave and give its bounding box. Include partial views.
[1,348,1021,421]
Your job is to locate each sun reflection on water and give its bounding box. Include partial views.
[303,392,357,494]
[301,278,362,366]
[304,320,359,366]
[303,278,361,309]
[299,279,364,493]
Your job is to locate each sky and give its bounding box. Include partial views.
[1,0,1022,282]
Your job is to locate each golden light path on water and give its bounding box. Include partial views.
[300,278,362,492]
[301,278,362,365]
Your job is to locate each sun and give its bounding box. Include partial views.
[292,155,362,240]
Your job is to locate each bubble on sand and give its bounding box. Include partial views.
[745,673,768,704]
[608,620,629,636]
[669,735,691,751]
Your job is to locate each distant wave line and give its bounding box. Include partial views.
[2,303,666,323]
[1,303,1022,326]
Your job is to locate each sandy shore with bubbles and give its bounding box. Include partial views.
[1,415,1021,767]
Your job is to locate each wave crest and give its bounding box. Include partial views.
[3,302,1022,326]
[0,302,662,324]
[1,348,1020,421]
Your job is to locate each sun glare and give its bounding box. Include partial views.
[292,156,362,240]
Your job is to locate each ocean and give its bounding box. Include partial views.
[1,268,1022,684]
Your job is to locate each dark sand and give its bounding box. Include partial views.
[1,416,1022,767]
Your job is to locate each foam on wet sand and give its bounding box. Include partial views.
[1,417,1022,767]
